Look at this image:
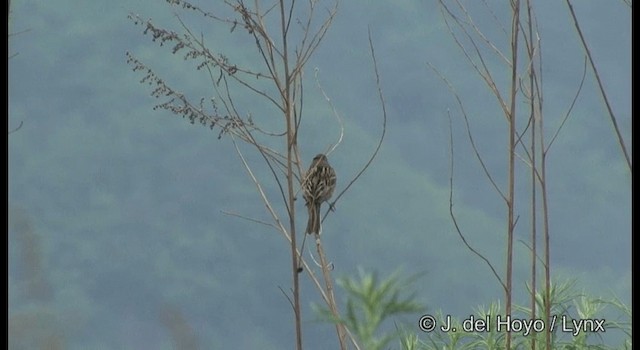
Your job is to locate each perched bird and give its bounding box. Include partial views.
[303,154,336,234]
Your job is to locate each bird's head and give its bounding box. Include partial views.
[313,154,327,162]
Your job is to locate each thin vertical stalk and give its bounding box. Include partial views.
[525,1,537,349]
[529,111,538,350]
[506,1,521,349]
[541,127,551,350]
[316,238,348,349]
[279,0,302,348]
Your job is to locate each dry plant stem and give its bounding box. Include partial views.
[439,1,510,120]
[565,0,631,172]
[426,63,506,202]
[536,56,588,350]
[436,3,616,350]
[315,235,348,350]
[287,83,303,350]
[230,136,290,236]
[524,2,537,349]
[274,1,304,347]
[447,112,506,290]
[430,59,508,290]
[300,27,386,350]
[451,0,510,64]
[505,2,521,349]
[232,135,360,349]
[303,246,360,350]
[539,92,552,350]
[516,58,586,183]
[231,128,303,347]
[431,66,505,289]
[436,3,520,347]
[546,58,586,153]
[129,1,358,347]
[536,57,589,350]
[309,35,387,349]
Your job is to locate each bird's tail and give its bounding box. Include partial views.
[306,203,321,234]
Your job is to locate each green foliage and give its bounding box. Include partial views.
[412,279,631,350]
[417,303,508,350]
[314,269,424,350]
[316,272,631,350]
[594,296,632,349]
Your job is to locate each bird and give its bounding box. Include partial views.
[302,154,336,235]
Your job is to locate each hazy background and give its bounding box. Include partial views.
[8,1,630,349]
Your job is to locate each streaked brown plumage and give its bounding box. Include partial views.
[303,154,336,234]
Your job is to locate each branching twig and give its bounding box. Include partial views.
[427,62,507,202]
[321,28,387,223]
[128,2,362,348]
[439,2,510,119]
[230,135,289,236]
[313,68,344,158]
[451,0,510,64]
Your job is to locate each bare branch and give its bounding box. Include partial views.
[292,2,338,80]
[230,135,289,236]
[546,56,587,154]
[447,111,506,291]
[565,0,631,171]
[278,285,295,310]
[438,2,510,119]
[8,28,31,37]
[517,239,547,270]
[221,210,279,229]
[324,27,387,217]
[166,0,235,24]
[427,62,507,202]
[128,2,361,347]
[451,0,511,64]
[171,14,285,110]
[313,68,344,157]
[9,120,24,135]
